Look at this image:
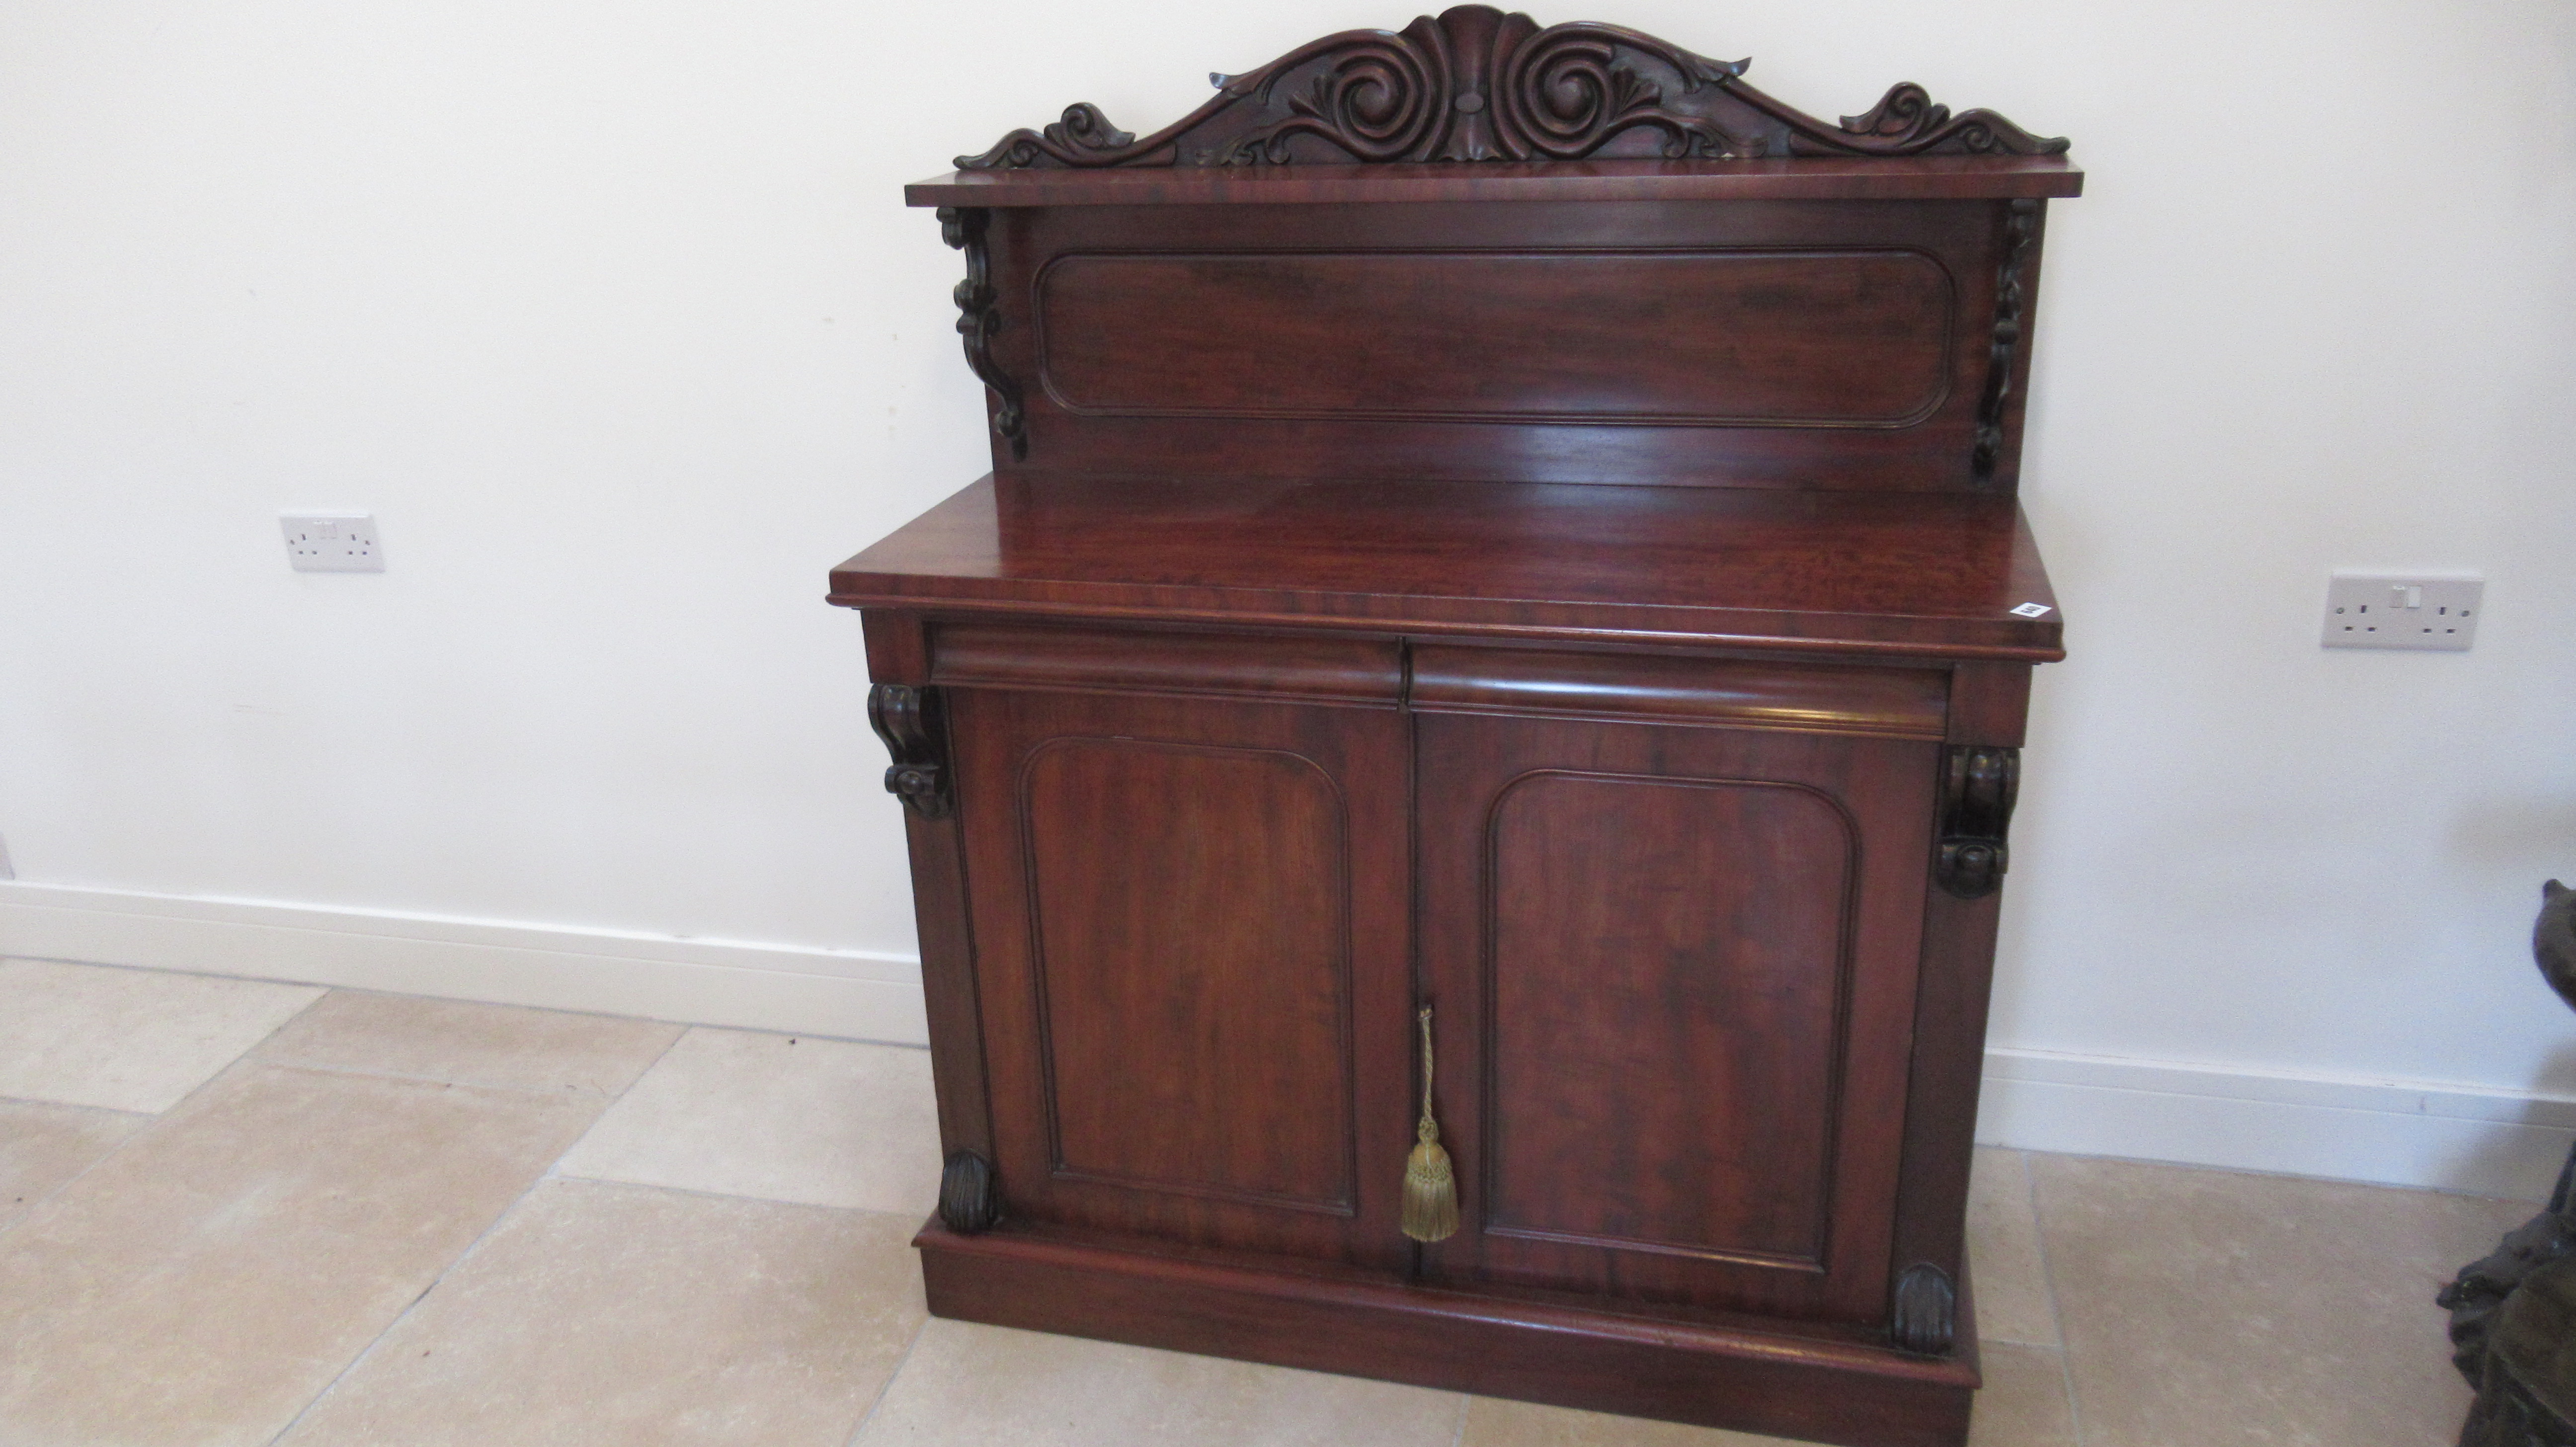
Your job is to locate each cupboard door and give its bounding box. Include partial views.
[950,687,1413,1274]
[1416,712,1938,1323]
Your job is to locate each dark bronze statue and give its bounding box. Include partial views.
[2536,881,2576,1013]
[2438,882,2576,1447]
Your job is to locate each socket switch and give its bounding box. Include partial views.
[2322,573,2481,651]
[281,513,383,572]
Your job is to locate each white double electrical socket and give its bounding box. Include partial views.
[2321,573,2481,651]
[280,513,383,572]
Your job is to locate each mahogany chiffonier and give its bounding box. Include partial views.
[827,10,2076,1444]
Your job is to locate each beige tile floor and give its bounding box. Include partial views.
[0,957,2526,1447]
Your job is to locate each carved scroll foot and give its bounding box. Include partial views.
[1891,1262,1957,1356]
[939,1149,1003,1234]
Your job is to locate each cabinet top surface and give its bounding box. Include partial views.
[830,476,2062,661]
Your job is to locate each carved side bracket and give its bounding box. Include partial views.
[1891,1262,1958,1355]
[935,207,1028,461]
[868,684,954,820]
[1971,199,2041,482]
[957,4,2066,170]
[1935,745,2018,899]
[940,1149,1004,1234]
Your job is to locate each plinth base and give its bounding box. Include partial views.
[916,1220,1980,1447]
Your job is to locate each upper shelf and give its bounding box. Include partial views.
[906,156,2082,208]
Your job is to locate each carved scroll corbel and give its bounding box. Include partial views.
[935,207,1029,461]
[867,684,954,820]
[1935,745,2018,898]
[1971,199,2040,482]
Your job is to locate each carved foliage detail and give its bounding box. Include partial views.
[939,1149,1004,1233]
[1891,1262,1958,1355]
[936,207,1028,461]
[1840,82,2066,157]
[962,103,1139,170]
[868,683,954,821]
[1972,199,2041,482]
[956,4,2066,170]
[1935,745,2018,899]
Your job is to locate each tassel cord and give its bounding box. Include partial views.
[1418,1006,1438,1144]
[1401,1003,1459,1242]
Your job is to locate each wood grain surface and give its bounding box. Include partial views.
[831,475,2062,661]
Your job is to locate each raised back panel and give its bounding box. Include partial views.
[1038,249,1952,426]
[979,197,2041,491]
[914,4,2071,492]
[1022,736,1354,1211]
[1484,772,1852,1267]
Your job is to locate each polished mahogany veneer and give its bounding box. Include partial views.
[829,475,2062,660]
[1037,248,1956,425]
[835,10,2073,1446]
[968,195,2054,490]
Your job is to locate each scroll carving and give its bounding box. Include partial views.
[1971,199,2040,481]
[1891,1262,1958,1355]
[868,683,954,821]
[935,207,1028,461]
[957,4,2066,170]
[1839,82,2061,159]
[1934,745,2018,899]
[939,1149,1003,1233]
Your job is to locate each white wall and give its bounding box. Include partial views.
[4,1,2573,1194]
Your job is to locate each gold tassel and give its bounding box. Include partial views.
[1401,1005,1459,1242]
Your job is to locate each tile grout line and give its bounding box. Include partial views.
[0,1090,154,1248]
[1985,1138,2545,1205]
[1447,1389,1470,1447]
[841,1315,933,1447]
[239,1054,659,1100]
[0,1091,154,1116]
[2021,1150,2088,1447]
[0,981,338,1378]
[0,1117,141,1249]
[2,952,930,1052]
[257,1151,570,1446]
[0,980,328,1249]
[260,1000,692,1445]
[0,1103,155,1250]
[544,1168,933,1219]
[531,1019,946,1218]
[539,1025,695,1181]
[5,964,941,1444]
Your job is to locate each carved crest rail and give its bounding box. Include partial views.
[960,4,2066,169]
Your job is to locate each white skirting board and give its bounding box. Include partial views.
[4,879,2571,1203]
[0,880,931,1047]
[1978,1048,2576,1204]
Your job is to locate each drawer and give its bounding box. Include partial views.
[1408,644,1948,739]
[931,621,1403,707]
